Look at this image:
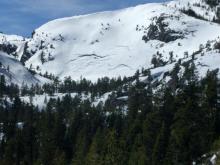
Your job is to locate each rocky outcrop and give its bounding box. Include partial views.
[142,15,185,43]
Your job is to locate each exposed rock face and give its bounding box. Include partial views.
[20,42,33,64]
[142,15,185,43]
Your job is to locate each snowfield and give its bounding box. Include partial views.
[0,51,49,86]
[0,0,220,85]
[23,0,220,81]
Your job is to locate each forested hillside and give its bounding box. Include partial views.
[1,59,220,164]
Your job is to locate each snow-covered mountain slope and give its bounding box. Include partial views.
[140,38,220,87]
[21,0,220,81]
[0,33,27,61]
[148,51,220,84]
[167,0,220,21]
[0,51,49,86]
[1,0,220,84]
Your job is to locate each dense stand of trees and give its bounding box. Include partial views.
[0,62,220,164]
[0,75,19,98]
[17,76,133,98]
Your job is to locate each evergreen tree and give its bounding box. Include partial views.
[0,75,6,97]
[152,123,167,165]
[128,133,147,165]
[103,129,124,165]
[85,129,104,165]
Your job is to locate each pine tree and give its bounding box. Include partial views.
[86,129,104,165]
[128,133,147,165]
[37,101,56,165]
[152,123,167,165]
[142,111,162,164]
[71,130,87,165]
[23,105,38,165]
[169,80,212,164]
[103,129,124,165]
[0,75,6,97]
